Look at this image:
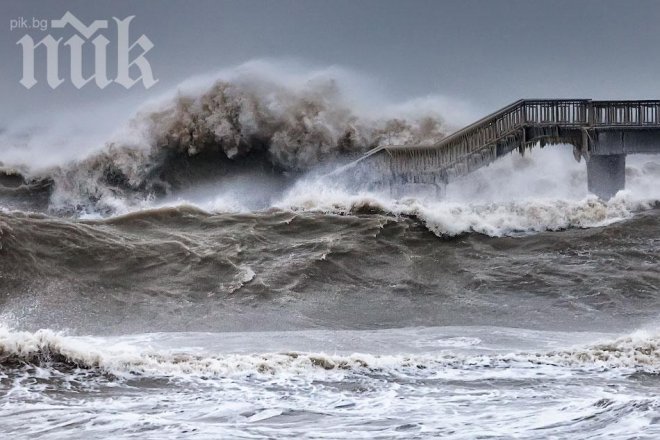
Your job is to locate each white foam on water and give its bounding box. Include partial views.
[2,325,660,439]
[2,325,660,380]
[274,148,660,237]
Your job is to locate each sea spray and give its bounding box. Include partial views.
[1,62,455,215]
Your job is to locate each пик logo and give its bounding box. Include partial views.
[16,11,158,90]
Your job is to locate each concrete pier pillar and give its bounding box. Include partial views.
[586,154,626,200]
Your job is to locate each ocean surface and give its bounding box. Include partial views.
[1,71,660,438]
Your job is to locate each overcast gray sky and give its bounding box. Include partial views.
[2,0,660,124]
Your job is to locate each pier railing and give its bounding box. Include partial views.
[384,99,660,159]
[592,101,660,126]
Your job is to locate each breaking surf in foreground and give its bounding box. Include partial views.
[3,326,660,439]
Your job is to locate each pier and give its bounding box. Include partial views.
[350,100,660,199]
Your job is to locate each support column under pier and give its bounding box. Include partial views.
[586,154,626,200]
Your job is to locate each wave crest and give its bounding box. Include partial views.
[3,328,660,380]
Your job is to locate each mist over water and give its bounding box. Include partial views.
[2,62,660,439]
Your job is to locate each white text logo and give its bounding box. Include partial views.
[14,12,158,90]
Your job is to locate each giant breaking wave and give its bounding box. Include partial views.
[0,66,449,215]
